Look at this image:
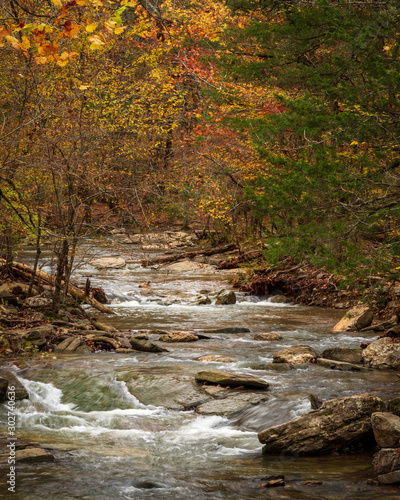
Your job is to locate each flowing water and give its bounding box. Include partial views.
[1,242,399,499]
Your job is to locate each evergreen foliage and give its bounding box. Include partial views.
[226,0,400,275]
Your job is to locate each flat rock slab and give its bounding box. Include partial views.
[258,393,385,456]
[321,347,363,364]
[121,371,211,411]
[196,392,268,416]
[91,257,126,269]
[195,370,269,389]
[316,358,367,372]
[162,260,215,271]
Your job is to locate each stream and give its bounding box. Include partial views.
[1,242,399,499]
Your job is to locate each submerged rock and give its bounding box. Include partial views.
[316,358,367,372]
[371,412,400,448]
[196,355,237,363]
[129,337,168,353]
[362,337,400,370]
[196,392,268,417]
[331,305,373,332]
[195,370,269,389]
[258,393,385,456]
[273,345,317,364]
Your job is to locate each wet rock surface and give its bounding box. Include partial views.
[258,393,385,455]
[272,345,317,364]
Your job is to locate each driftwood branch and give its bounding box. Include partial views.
[0,259,115,315]
[141,244,238,267]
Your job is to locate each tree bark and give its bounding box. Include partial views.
[141,244,238,267]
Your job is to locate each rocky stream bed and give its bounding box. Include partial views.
[0,231,400,499]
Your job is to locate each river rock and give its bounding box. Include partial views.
[331,305,373,332]
[371,412,400,448]
[13,325,55,347]
[159,331,199,342]
[268,295,292,304]
[195,370,269,389]
[254,333,283,341]
[362,337,400,369]
[0,370,29,400]
[258,393,385,456]
[273,345,317,364]
[196,295,212,305]
[196,392,268,416]
[197,355,237,363]
[373,448,400,474]
[249,363,293,372]
[121,371,210,410]
[321,347,363,364]
[316,358,367,372]
[215,290,236,305]
[9,447,54,464]
[91,256,126,269]
[23,296,53,308]
[129,337,168,353]
[377,470,400,484]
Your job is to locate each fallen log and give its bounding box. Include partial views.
[217,250,263,269]
[141,244,238,267]
[0,259,115,315]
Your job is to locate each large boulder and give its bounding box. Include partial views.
[273,345,317,364]
[362,337,400,370]
[195,370,269,389]
[258,393,385,456]
[371,412,400,448]
[331,305,373,332]
[321,347,363,364]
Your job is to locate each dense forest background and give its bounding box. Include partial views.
[1,0,400,285]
